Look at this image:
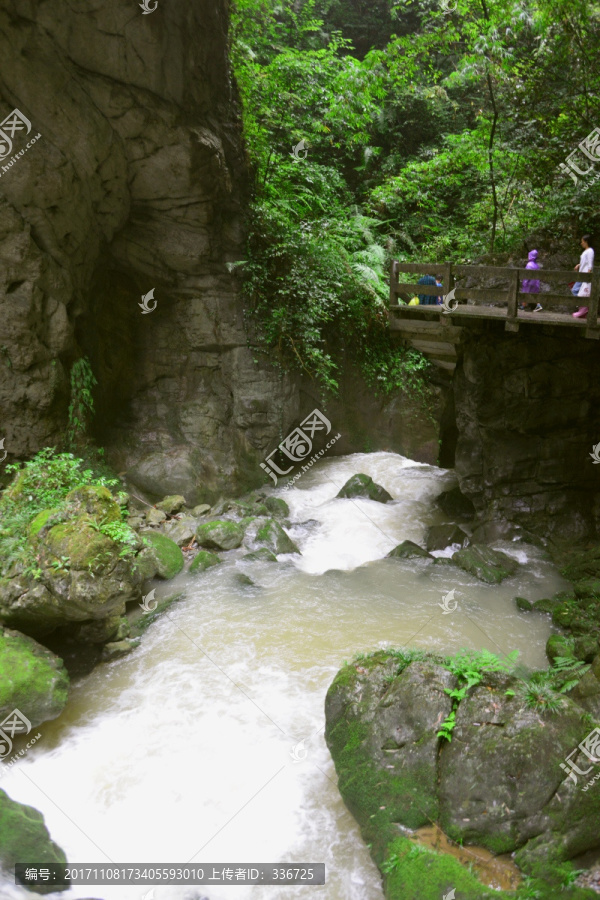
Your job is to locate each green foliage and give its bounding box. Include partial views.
[437,649,518,741]
[232,0,600,392]
[514,655,591,713]
[0,448,117,576]
[98,519,139,558]
[67,357,97,449]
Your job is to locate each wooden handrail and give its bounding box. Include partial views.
[389,261,599,338]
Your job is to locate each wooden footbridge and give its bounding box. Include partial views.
[389,262,599,373]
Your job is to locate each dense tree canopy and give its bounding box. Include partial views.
[231,0,600,391]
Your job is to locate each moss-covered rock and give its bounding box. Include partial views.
[189,550,221,573]
[1,788,67,894]
[0,486,150,632]
[534,597,558,613]
[243,548,278,562]
[142,532,184,579]
[243,518,300,555]
[452,545,519,584]
[195,520,245,551]
[0,627,69,727]
[515,596,533,612]
[326,648,600,900]
[155,494,186,515]
[163,515,199,547]
[336,473,393,503]
[546,634,574,664]
[145,508,167,527]
[386,540,432,560]
[263,497,289,518]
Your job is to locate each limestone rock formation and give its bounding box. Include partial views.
[0,0,296,503]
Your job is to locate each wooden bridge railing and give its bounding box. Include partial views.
[389,262,600,339]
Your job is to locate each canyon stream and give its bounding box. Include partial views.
[3,452,569,900]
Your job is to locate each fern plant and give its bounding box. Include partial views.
[437,649,518,742]
[67,357,97,449]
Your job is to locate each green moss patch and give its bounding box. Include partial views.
[142,532,184,579]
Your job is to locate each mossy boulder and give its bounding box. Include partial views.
[515,596,533,612]
[0,486,150,632]
[1,788,67,894]
[263,497,289,518]
[386,540,432,560]
[155,494,186,515]
[534,597,558,613]
[243,517,300,555]
[546,634,574,664]
[0,627,69,727]
[189,550,221,573]
[243,548,278,562]
[142,532,184,579]
[336,473,393,503]
[326,649,600,899]
[163,515,199,547]
[452,545,519,584]
[195,520,245,551]
[552,595,600,634]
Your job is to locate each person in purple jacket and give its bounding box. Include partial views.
[519,249,542,311]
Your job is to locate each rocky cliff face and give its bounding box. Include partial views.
[451,326,600,541]
[0,0,296,504]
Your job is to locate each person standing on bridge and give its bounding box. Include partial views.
[417,274,438,305]
[519,249,542,311]
[572,234,595,318]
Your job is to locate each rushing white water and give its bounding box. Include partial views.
[2,452,569,900]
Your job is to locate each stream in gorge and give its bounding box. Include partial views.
[2,452,571,900]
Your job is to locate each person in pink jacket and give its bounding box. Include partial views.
[519,249,542,311]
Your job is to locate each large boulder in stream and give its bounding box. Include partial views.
[195,519,245,551]
[336,474,393,503]
[325,650,600,899]
[386,540,432,560]
[1,788,68,894]
[0,627,69,728]
[452,544,519,584]
[243,518,300,556]
[0,486,157,634]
